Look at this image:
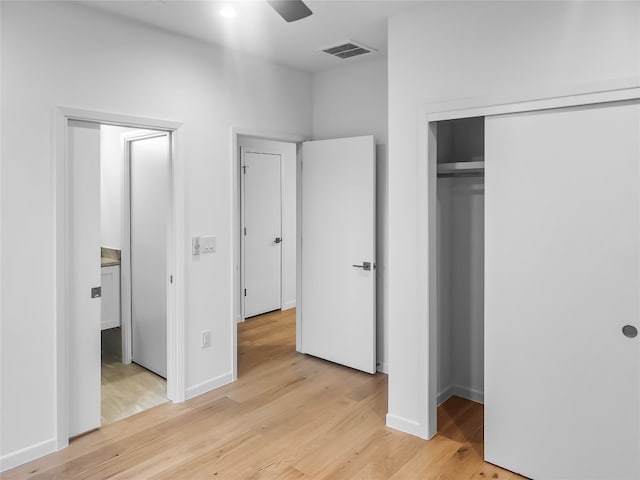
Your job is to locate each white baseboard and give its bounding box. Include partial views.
[185,372,234,400]
[385,413,429,439]
[437,385,455,406]
[376,361,389,374]
[1,437,56,472]
[282,300,296,310]
[438,384,484,405]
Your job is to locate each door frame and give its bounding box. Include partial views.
[54,107,185,451]
[401,84,640,440]
[121,130,173,365]
[240,148,283,321]
[231,128,307,381]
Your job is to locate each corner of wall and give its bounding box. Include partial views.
[385,413,430,440]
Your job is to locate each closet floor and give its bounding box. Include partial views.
[101,327,167,426]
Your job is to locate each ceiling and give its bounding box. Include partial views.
[85,0,417,72]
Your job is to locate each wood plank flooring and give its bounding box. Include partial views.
[101,328,167,426]
[4,308,526,479]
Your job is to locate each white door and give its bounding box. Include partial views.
[68,120,101,437]
[485,101,640,479]
[300,136,376,374]
[130,134,170,378]
[242,150,282,318]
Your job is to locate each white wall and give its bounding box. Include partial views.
[387,1,640,437]
[237,136,297,311]
[0,1,311,467]
[100,125,144,250]
[311,56,389,372]
[437,176,484,404]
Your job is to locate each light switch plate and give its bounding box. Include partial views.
[200,235,216,254]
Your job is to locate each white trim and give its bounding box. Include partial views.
[376,361,389,374]
[185,372,234,400]
[282,300,296,310]
[295,143,303,353]
[385,413,428,439]
[0,438,56,472]
[415,83,640,440]
[54,107,186,454]
[230,127,308,382]
[437,385,484,406]
[427,86,640,122]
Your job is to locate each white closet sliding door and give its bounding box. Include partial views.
[484,101,640,479]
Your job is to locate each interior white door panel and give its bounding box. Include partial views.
[300,136,376,374]
[485,101,640,479]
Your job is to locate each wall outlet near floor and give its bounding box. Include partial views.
[201,330,212,349]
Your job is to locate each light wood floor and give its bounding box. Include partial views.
[5,308,525,479]
[101,328,168,426]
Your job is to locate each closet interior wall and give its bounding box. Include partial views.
[436,117,485,406]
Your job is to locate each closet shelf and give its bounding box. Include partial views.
[437,161,485,176]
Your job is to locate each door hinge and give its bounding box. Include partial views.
[242,165,247,174]
[170,275,173,284]
[244,227,247,236]
[244,288,247,297]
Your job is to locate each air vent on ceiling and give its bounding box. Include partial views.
[321,41,377,60]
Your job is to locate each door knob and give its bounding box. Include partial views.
[274,237,282,244]
[352,261,371,271]
[622,325,638,338]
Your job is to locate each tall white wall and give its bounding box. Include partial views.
[237,136,297,311]
[311,56,389,372]
[387,1,640,437]
[437,176,485,404]
[0,1,311,467]
[100,125,143,250]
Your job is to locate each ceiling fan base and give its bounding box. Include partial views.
[267,0,313,23]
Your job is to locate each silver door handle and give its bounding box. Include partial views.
[274,237,282,244]
[352,262,371,271]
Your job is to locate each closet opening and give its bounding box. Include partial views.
[434,116,485,431]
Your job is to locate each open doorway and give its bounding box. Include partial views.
[233,131,378,380]
[434,116,485,433]
[238,136,297,322]
[58,109,183,447]
[236,136,298,377]
[99,125,170,426]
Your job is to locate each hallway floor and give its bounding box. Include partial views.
[101,327,167,426]
[5,308,525,479]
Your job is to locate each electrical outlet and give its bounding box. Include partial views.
[201,330,211,349]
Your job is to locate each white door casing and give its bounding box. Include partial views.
[68,120,102,437]
[130,134,170,378]
[242,150,282,318]
[300,136,376,374]
[484,100,640,479]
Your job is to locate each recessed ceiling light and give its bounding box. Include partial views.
[219,7,237,19]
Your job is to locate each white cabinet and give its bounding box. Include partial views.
[101,265,120,330]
